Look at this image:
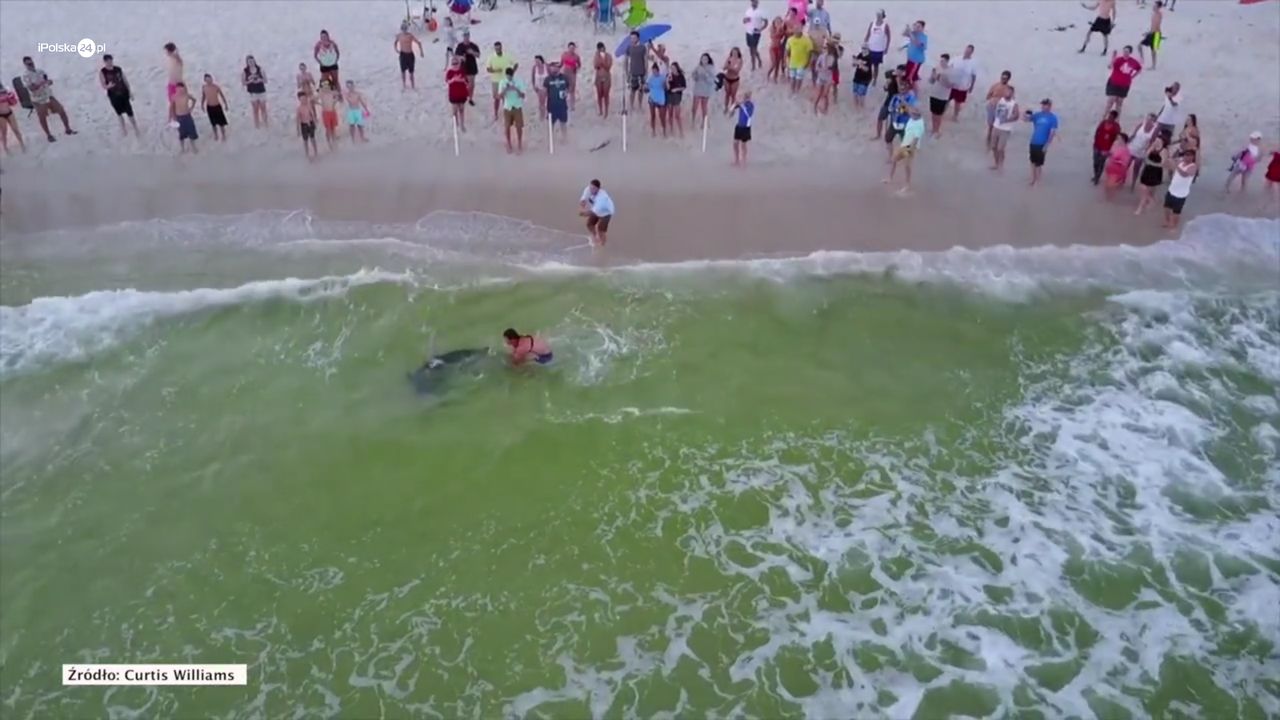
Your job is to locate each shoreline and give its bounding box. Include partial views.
[2,142,1277,265]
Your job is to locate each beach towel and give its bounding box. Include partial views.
[624,0,654,29]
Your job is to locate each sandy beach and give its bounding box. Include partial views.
[1,0,1278,257]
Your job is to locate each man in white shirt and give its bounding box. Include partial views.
[578,178,615,246]
[1155,81,1182,144]
[742,0,769,72]
[948,44,978,120]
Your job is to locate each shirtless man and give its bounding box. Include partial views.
[1080,0,1117,55]
[395,23,424,90]
[984,70,1012,148]
[317,80,340,150]
[164,42,184,127]
[200,74,229,141]
[1138,1,1164,70]
[296,91,319,160]
[593,42,613,118]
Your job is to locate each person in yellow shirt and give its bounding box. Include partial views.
[486,41,516,122]
[785,28,813,94]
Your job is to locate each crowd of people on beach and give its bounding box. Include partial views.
[1,0,1278,225]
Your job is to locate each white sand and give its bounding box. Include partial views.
[0,1,1277,233]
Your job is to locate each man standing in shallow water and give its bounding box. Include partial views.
[578,179,615,247]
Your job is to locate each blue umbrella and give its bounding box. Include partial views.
[614,24,671,57]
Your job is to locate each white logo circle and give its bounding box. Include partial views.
[77,38,96,58]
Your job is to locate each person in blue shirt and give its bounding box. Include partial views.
[732,91,755,166]
[1025,98,1060,186]
[578,178,615,246]
[884,84,916,162]
[902,20,928,84]
[645,62,668,138]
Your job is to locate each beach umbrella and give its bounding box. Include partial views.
[449,0,471,14]
[614,23,671,57]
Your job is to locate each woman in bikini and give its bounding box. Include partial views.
[592,43,613,118]
[722,47,743,115]
[0,83,26,154]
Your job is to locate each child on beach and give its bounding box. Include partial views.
[646,62,668,138]
[172,82,198,154]
[732,91,754,167]
[297,63,316,98]
[498,67,526,155]
[344,80,370,143]
[1225,132,1263,194]
[296,91,319,160]
[317,80,340,149]
[201,74,229,141]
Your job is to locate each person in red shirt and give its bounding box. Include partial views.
[445,55,469,133]
[1103,46,1142,117]
[1092,110,1122,185]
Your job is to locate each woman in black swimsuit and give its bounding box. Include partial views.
[1135,138,1166,215]
[722,48,743,115]
[666,62,686,138]
[243,56,269,128]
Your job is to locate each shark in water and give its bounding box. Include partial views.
[407,348,489,396]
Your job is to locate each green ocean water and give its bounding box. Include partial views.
[1,213,1277,719]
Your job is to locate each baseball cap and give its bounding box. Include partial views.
[1249,131,1263,140]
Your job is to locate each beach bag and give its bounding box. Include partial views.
[11,77,34,115]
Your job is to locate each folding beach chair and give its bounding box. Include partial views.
[623,0,653,29]
[11,77,34,116]
[595,0,617,32]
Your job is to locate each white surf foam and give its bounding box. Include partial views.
[522,215,1280,302]
[0,269,411,378]
[512,287,1280,719]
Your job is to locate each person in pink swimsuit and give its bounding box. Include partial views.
[560,42,582,111]
[503,329,553,366]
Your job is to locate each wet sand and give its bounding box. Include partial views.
[1,141,1276,264]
